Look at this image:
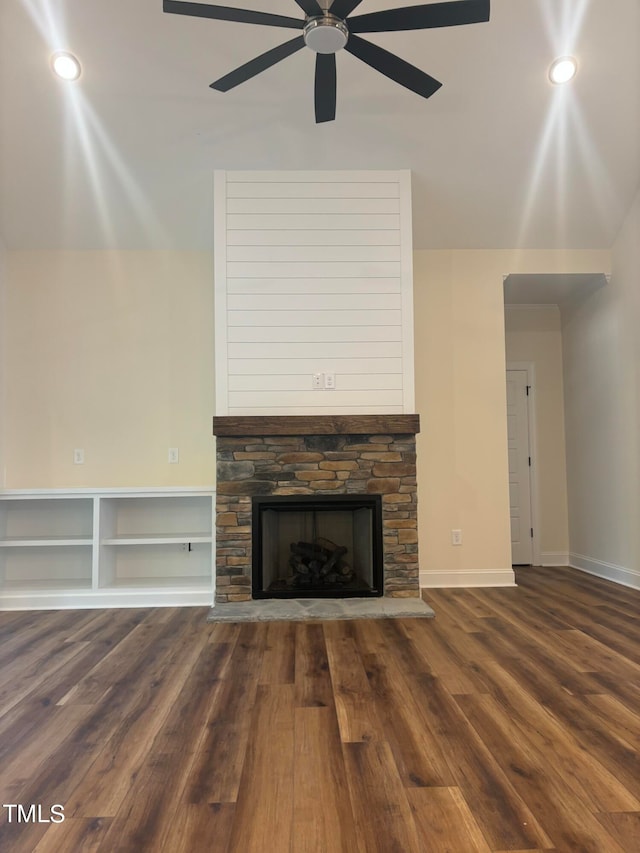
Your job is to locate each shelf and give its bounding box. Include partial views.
[101,533,212,546]
[0,536,94,548]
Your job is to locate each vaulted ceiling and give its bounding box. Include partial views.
[1,0,638,250]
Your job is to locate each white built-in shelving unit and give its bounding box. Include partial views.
[0,488,215,610]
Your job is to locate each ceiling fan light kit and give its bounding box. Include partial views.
[163,0,491,122]
[304,14,349,54]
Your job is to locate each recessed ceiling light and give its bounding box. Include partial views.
[51,51,82,81]
[549,56,577,85]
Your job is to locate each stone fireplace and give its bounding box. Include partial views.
[213,415,420,603]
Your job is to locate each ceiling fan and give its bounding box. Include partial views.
[163,0,490,122]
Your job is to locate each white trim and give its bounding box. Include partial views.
[541,551,569,566]
[420,569,516,588]
[0,487,215,498]
[569,553,640,590]
[0,588,213,611]
[214,170,228,415]
[506,361,540,567]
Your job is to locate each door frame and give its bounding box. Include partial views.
[507,361,541,567]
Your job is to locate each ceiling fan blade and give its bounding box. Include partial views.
[349,0,490,33]
[294,0,324,16]
[211,35,305,91]
[315,53,337,123]
[329,0,364,18]
[345,34,442,99]
[163,1,303,30]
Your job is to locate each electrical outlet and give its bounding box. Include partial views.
[324,372,336,389]
[168,448,179,464]
[73,448,84,465]
[312,373,323,390]
[451,529,463,546]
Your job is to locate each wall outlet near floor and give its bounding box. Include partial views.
[312,372,324,390]
[73,449,84,465]
[324,372,336,389]
[451,529,463,546]
[168,448,179,464]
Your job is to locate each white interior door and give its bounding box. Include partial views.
[507,369,533,565]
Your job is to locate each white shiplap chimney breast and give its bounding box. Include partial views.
[214,170,415,415]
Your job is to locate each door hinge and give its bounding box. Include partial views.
[528,456,531,466]
[526,385,531,396]
[530,528,534,538]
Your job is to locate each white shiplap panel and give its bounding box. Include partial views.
[228,390,404,408]
[399,170,415,412]
[227,214,400,231]
[227,294,400,312]
[214,171,228,415]
[228,310,401,327]
[228,197,400,215]
[227,262,401,279]
[226,245,401,263]
[227,229,400,246]
[214,170,414,416]
[227,278,401,295]
[226,182,399,199]
[228,406,402,415]
[228,358,403,375]
[227,342,402,359]
[228,373,402,392]
[227,170,404,183]
[229,374,317,392]
[227,326,402,343]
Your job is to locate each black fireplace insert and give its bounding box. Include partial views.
[252,494,383,599]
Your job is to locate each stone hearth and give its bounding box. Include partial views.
[212,415,420,603]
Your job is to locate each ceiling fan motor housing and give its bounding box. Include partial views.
[303,14,349,54]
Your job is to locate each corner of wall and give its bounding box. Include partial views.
[0,237,6,488]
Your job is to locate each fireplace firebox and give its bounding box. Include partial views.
[252,494,383,599]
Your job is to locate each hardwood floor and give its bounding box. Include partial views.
[0,566,639,852]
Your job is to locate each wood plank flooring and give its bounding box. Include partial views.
[0,566,638,852]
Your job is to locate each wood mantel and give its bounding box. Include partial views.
[212,414,420,437]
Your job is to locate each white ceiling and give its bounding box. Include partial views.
[1,0,639,251]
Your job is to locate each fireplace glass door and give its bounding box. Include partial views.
[252,495,383,598]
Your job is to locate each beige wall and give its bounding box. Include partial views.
[413,249,610,586]
[504,306,570,561]
[562,190,640,588]
[4,251,215,487]
[2,245,614,587]
[0,237,6,487]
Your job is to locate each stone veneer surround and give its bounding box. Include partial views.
[213,415,420,603]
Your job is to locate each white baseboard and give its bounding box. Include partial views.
[569,553,640,591]
[541,552,569,567]
[420,569,516,588]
